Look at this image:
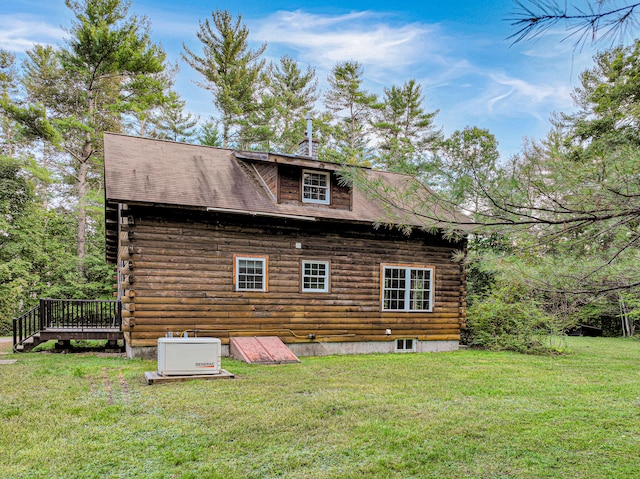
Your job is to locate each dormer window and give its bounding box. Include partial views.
[302,170,330,205]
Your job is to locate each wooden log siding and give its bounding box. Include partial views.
[119,206,466,348]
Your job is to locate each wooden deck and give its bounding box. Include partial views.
[39,328,123,341]
[13,299,123,352]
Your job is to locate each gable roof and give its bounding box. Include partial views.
[103,132,466,232]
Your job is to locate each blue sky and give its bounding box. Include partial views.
[2,0,604,159]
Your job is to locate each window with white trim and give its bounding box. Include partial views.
[395,338,416,352]
[235,255,268,291]
[381,265,433,311]
[302,170,330,204]
[302,260,329,293]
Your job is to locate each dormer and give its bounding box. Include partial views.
[238,117,353,211]
[279,163,351,210]
[236,152,353,211]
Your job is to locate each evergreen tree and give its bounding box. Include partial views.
[125,63,177,138]
[324,61,377,164]
[150,91,199,143]
[198,118,222,147]
[182,9,266,148]
[237,86,278,151]
[372,79,441,173]
[564,41,640,154]
[268,55,319,153]
[1,0,167,277]
[0,50,19,156]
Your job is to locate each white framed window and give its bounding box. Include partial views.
[381,264,434,312]
[301,260,330,293]
[395,338,417,352]
[302,170,330,204]
[235,255,268,292]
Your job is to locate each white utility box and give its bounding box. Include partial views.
[157,337,221,376]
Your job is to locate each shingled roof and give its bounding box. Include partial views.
[103,133,465,260]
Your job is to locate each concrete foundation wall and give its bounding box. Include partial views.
[288,340,459,357]
[126,340,457,360]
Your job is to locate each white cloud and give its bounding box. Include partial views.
[253,10,439,71]
[0,15,65,52]
[496,74,571,110]
[466,73,573,121]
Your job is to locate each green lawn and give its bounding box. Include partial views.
[1,337,639,478]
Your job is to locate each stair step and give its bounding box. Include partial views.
[17,334,43,352]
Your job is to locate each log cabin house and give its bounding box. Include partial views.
[103,132,467,359]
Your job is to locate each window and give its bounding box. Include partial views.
[395,338,416,352]
[381,264,433,312]
[301,260,330,293]
[302,170,330,204]
[235,255,268,291]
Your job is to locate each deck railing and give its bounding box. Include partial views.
[12,304,42,349]
[13,298,122,350]
[43,298,122,329]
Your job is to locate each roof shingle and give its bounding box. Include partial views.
[104,132,465,227]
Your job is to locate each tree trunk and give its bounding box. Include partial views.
[222,118,230,148]
[618,293,630,337]
[77,154,88,271]
[77,92,94,278]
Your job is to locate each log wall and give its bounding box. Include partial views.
[119,206,466,348]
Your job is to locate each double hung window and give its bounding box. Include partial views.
[301,260,330,293]
[302,170,330,204]
[381,264,433,312]
[235,255,268,291]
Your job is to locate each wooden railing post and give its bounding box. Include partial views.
[39,298,46,331]
[13,317,18,349]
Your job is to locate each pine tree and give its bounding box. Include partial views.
[182,9,266,148]
[198,118,222,147]
[1,0,167,277]
[237,85,277,151]
[0,49,19,156]
[372,79,440,173]
[268,55,318,153]
[150,91,199,143]
[324,61,377,164]
[125,63,178,138]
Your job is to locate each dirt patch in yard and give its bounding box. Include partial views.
[0,337,13,354]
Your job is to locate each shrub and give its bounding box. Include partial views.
[466,284,562,354]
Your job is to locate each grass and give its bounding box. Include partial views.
[0,337,639,478]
